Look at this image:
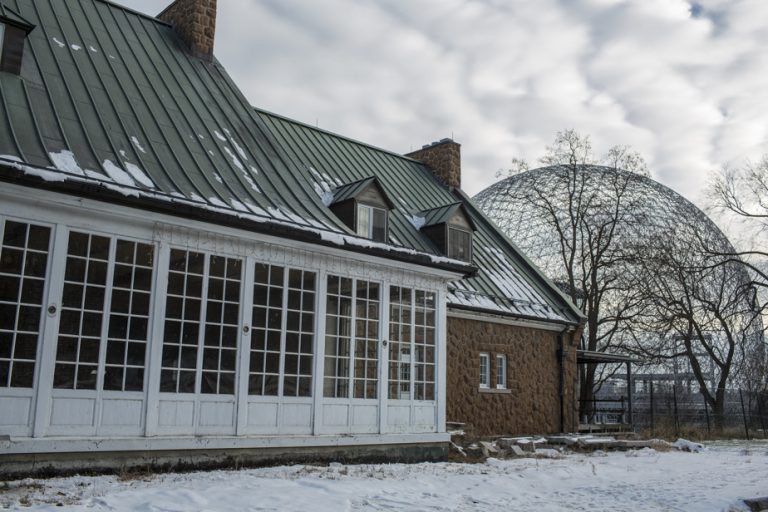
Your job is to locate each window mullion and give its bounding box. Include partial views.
[348,278,357,400]
[95,237,117,395]
[194,255,211,396]
[278,266,288,398]
[409,289,416,401]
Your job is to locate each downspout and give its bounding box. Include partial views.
[557,326,572,433]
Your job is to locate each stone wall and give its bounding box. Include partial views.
[158,0,217,61]
[446,315,581,437]
[406,139,462,189]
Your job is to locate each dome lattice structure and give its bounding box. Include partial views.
[473,164,763,387]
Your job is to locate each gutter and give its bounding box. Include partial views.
[0,168,475,276]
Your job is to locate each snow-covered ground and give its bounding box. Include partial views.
[2,440,767,511]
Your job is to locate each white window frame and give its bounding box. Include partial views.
[356,203,387,241]
[479,352,490,389]
[496,354,506,389]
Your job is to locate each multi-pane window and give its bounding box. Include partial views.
[0,220,50,388]
[249,264,283,396]
[389,287,436,401]
[283,269,315,397]
[448,227,472,262]
[353,280,379,399]
[104,241,154,391]
[324,276,352,398]
[202,256,241,394]
[54,232,110,390]
[389,286,411,400]
[250,264,316,397]
[160,250,204,393]
[324,276,379,398]
[160,250,242,395]
[496,354,507,389]
[356,204,387,242]
[479,353,490,388]
[413,291,436,400]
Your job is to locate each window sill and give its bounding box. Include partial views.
[478,388,511,395]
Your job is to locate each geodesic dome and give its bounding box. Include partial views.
[473,164,763,385]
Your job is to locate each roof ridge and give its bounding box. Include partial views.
[253,106,426,167]
[92,0,172,26]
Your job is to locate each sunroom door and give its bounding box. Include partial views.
[48,231,156,436]
[156,249,242,436]
[0,219,54,436]
[243,263,317,435]
[320,275,382,434]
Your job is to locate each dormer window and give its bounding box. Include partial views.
[356,203,388,241]
[448,226,472,261]
[0,10,35,75]
[418,202,476,263]
[328,176,395,243]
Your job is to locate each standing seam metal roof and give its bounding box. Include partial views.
[0,0,581,324]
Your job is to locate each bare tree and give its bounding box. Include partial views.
[498,130,650,419]
[636,225,763,428]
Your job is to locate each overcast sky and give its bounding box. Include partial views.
[121,0,767,205]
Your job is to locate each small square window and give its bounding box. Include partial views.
[479,352,489,389]
[357,204,387,242]
[496,354,506,389]
[448,227,471,262]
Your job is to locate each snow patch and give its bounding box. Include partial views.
[409,214,425,230]
[89,46,98,53]
[101,160,135,187]
[71,44,82,51]
[674,439,705,453]
[52,37,65,48]
[123,162,154,188]
[130,136,146,154]
[49,151,85,176]
[214,130,227,142]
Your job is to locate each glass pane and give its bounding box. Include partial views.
[372,208,387,242]
[53,231,107,390]
[356,204,371,238]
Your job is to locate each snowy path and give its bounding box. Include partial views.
[2,440,767,511]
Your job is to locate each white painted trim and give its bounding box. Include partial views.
[1,432,450,455]
[144,242,170,437]
[32,224,67,438]
[378,282,390,434]
[447,308,570,332]
[0,185,463,282]
[311,269,327,435]
[436,286,447,433]
[235,257,255,435]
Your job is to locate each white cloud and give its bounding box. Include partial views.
[122,0,768,207]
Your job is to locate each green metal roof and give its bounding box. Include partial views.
[0,0,582,324]
[330,176,395,209]
[419,202,477,230]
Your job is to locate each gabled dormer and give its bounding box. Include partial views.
[418,202,476,262]
[329,176,395,243]
[0,7,34,75]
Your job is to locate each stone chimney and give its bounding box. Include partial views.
[158,0,217,62]
[406,138,462,189]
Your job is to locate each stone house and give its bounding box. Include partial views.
[0,0,582,474]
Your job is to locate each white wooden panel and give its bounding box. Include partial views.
[158,400,194,427]
[282,403,312,427]
[386,405,410,426]
[247,402,278,427]
[351,404,378,426]
[322,404,349,427]
[100,399,143,427]
[414,405,436,426]
[49,398,95,426]
[198,401,235,427]
[0,396,31,426]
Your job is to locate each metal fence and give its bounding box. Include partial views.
[626,385,768,438]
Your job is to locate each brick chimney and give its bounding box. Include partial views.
[406,138,462,189]
[158,0,217,62]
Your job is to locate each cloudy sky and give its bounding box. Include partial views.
[121,0,768,206]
